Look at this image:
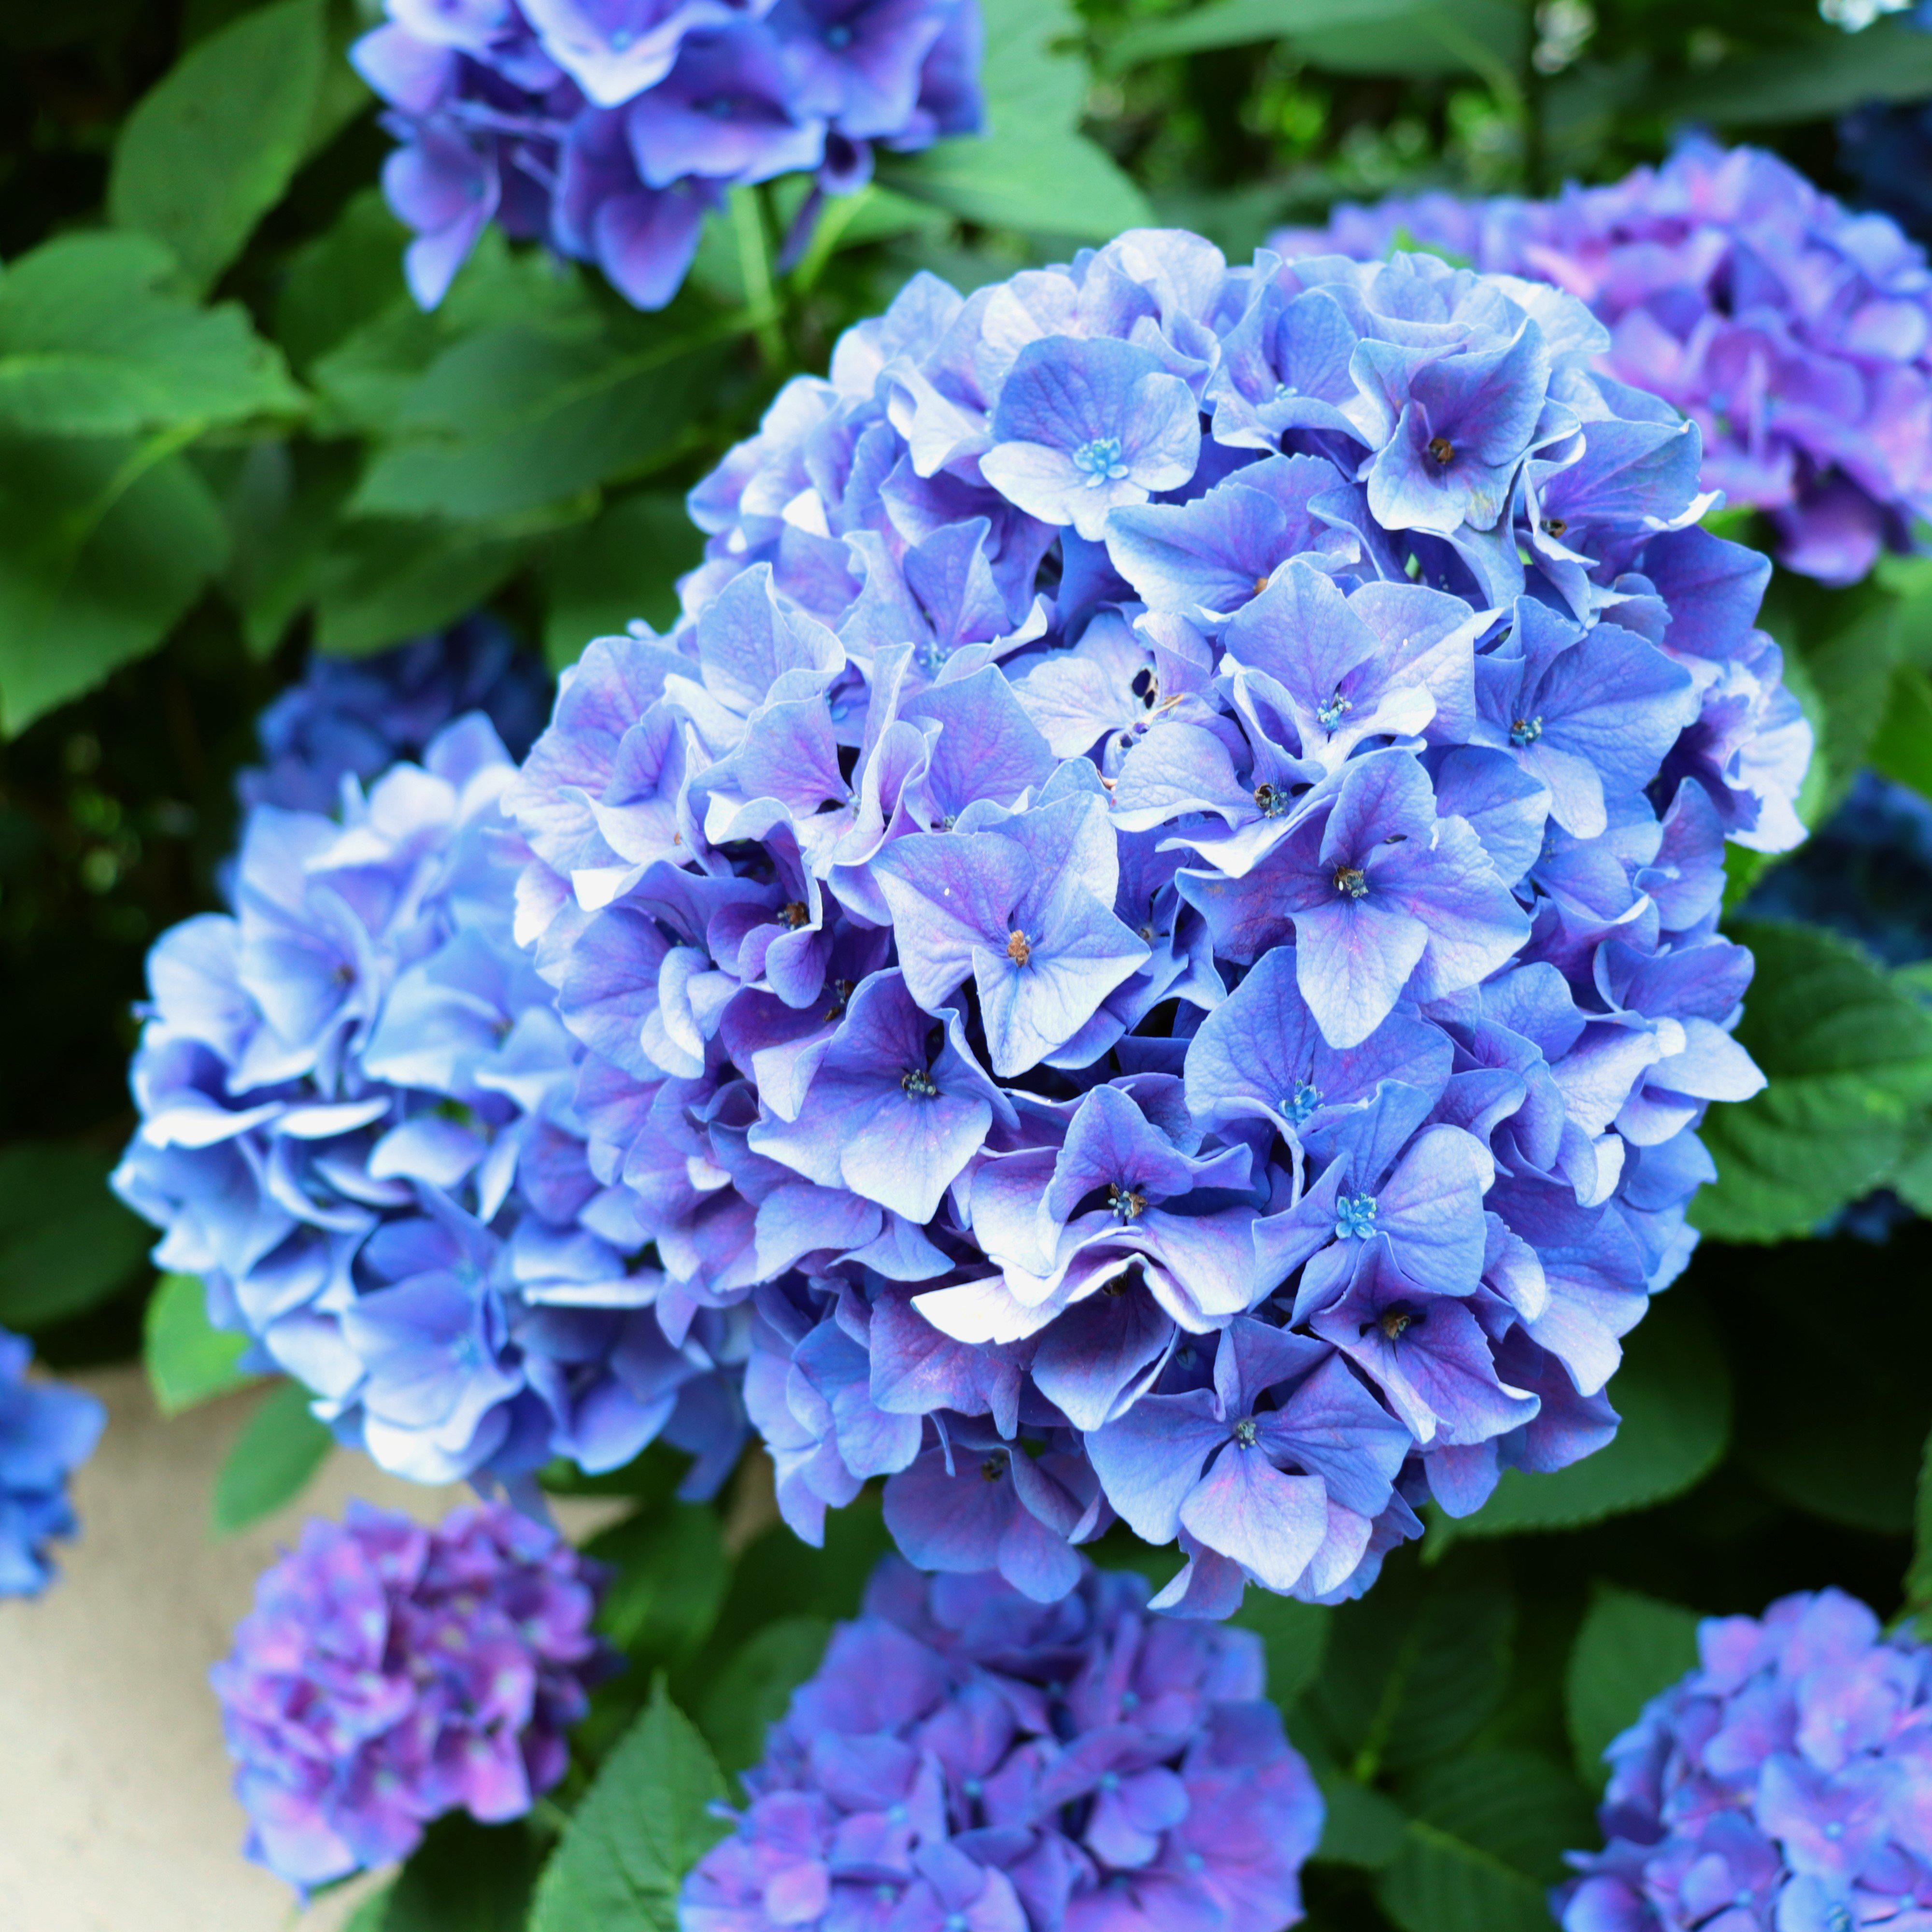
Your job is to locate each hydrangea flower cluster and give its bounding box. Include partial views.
[212,1500,609,1889]
[1275,141,1932,586]
[681,1554,1322,1931]
[114,709,746,1492]
[1559,1587,1932,1932]
[238,616,553,817]
[0,1329,104,1598]
[508,228,1808,1609]
[351,0,983,312]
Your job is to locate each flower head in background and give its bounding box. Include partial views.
[1276,141,1932,586]
[239,616,554,816]
[1558,1587,1932,1932]
[681,1554,1322,1931]
[509,230,1808,1612]
[114,699,746,1493]
[351,0,982,312]
[0,1330,105,1598]
[212,1500,609,1889]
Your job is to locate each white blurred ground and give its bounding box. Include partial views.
[0,1366,617,1932]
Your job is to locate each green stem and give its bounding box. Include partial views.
[731,186,787,370]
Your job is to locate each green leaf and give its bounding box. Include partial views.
[1870,664,1932,808]
[211,1379,332,1535]
[342,1888,396,1932]
[276,189,414,374]
[1107,0,1413,68]
[526,1682,730,1932]
[1909,1429,1932,1628]
[1794,583,1902,814]
[1652,17,1932,127]
[1231,1593,1332,1707]
[544,493,703,671]
[219,440,360,657]
[351,321,730,524]
[108,0,327,293]
[1564,1587,1699,1789]
[888,0,1151,237]
[0,231,301,438]
[144,1271,258,1417]
[0,432,228,734]
[700,1617,834,1780]
[1433,1289,1730,1542]
[1693,922,1932,1242]
[311,517,526,658]
[1291,0,1528,80]
[380,1814,537,1932]
[1311,1771,1411,1868]
[0,1138,153,1329]
[589,1505,730,1664]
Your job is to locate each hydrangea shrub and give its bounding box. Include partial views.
[508,230,1809,1611]
[211,1500,609,1888]
[0,1330,105,1598]
[1276,141,1932,586]
[352,0,983,311]
[1560,1588,1932,1932]
[114,706,746,1491]
[680,1554,1323,1931]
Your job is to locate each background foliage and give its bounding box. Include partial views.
[10,0,1932,1924]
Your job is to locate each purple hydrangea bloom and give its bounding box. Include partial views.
[0,1330,105,1598]
[351,0,981,312]
[211,1499,609,1889]
[1273,141,1932,587]
[239,616,554,816]
[679,1554,1323,1931]
[114,709,745,1492]
[508,229,1809,1612]
[1557,1587,1932,1932]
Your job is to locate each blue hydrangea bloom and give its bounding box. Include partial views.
[679,1554,1323,1931]
[0,1330,104,1598]
[509,229,1809,1612]
[351,0,981,311]
[1557,1588,1932,1932]
[114,710,746,1491]
[239,617,554,816]
[211,1500,610,1889]
[1275,141,1932,587]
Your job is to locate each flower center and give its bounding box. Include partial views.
[1108,1184,1146,1224]
[1316,689,1351,731]
[1007,928,1033,967]
[779,899,810,928]
[1254,782,1288,818]
[1282,1079,1321,1126]
[901,1067,939,1099]
[1252,573,1272,597]
[703,95,741,117]
[1333,864,1368,899]
[1072,436,1129,485]
[1234,1418,1259,1446]
[1508,715,1544,747]
[1426,435,1454,465]
[1335,1193,1378,1239]
[980,1454,1007,1482]
[1541,516,1567,537]
[824,20,853,43]
[1375,1303,1420,1340]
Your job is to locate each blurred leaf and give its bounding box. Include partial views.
[0,1138,153,1328]
[0,232,302,438]
[1870,665,1932,808]
[381,1814,537,1932]
[144,1270,258,1416]
[1107,0,1411,67]
[890,0,1151,236]
[1694,923,1932,1242]
[219,439,360,656]
[527,1681,729,1932]
[311,516,526,657]
[1292,0,1528,80]
[343,1889,396,1932]
[1232,1592,1332,1707]
[1910,1429,1932,1628]
[1434,1291,1730,1542]
[108,0,327,293]
[212,1379,332,1534]
[351,321,730,523]
[1564,1587,1699,1789]
[1309,1572,1514,1780]
[1311,1769,1410,1868]
[1789,580,1903,813]
[276,189,413,373]
[1653,17,1932,127]
[703,1505,895,1663]
[700,1616,834,1780]
[544,493,703,670]
[589,1505,730,1664]
[0,433,228,734]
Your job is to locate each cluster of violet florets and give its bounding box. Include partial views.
[351,0,982,313]
[113,692,747,1493]
[680,1553,1323,1932]
[505,229,1809,1610]
[211,1500,610,1889]
[0,1329,104,1599]
[1274,140,1932,587]
[1559,1588,1932,1932]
